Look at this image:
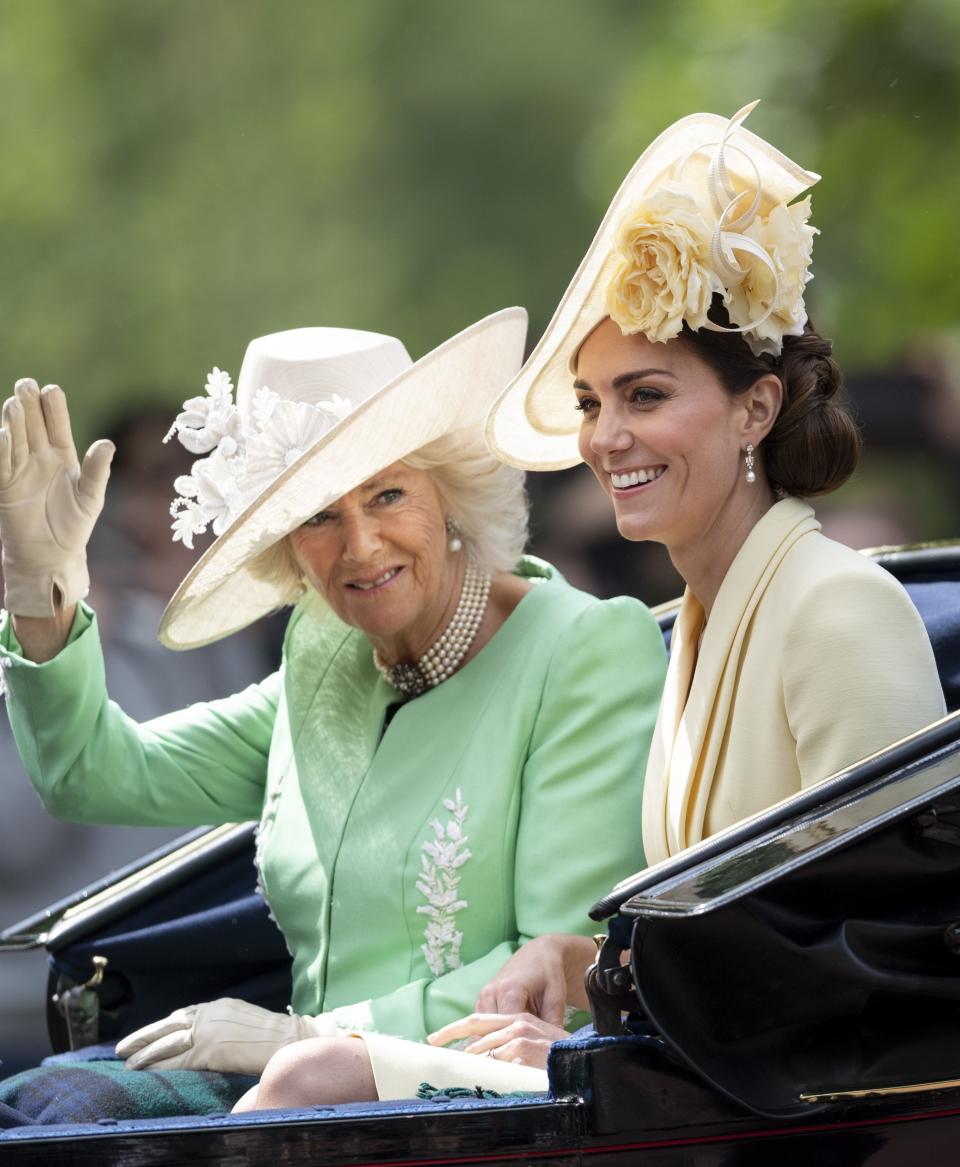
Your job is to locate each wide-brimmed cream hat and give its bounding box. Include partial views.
[486,103,819,471]
[159,307,528,649]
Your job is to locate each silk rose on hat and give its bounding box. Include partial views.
[604,175,817,359]
[606,184,725,344]
[722,196,818,357]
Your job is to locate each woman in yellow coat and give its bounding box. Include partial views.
[486,99,946,868]
[437,101,948,1058]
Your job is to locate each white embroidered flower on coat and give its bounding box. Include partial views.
[416,789,471,977]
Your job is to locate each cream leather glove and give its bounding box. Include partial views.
[115,998,341,1075]
[0,379,114,618]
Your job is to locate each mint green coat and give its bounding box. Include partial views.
[0,560,666,1040]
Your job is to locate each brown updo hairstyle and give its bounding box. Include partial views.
[675,296,861,496]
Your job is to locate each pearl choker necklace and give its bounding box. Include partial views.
[373,559,492,698]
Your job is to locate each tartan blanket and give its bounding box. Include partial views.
[0,1047,255,1128]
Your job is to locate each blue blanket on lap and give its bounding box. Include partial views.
[0,1046,255,1128]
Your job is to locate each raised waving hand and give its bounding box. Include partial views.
[0,379,113,620]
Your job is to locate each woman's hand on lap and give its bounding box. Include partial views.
[427,1011,569,1070]
[474,933,596,1023]
[116,998,338,1076]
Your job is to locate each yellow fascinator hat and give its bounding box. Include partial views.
[487,102,820,470]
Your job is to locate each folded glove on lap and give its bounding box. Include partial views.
[116,998,340,1075]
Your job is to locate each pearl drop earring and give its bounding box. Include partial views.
[445,517,463,552]
[744,443,756,484]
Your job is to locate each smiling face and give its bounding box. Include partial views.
[574,318,772,554]
[287,462,459,660]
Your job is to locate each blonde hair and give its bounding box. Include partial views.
[247,428,528,607]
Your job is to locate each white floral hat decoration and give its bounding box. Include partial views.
[486,102,820,470]
[160,310,528,649]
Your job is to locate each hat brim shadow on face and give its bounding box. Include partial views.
[485,110,819,473]
[159,306,528,650]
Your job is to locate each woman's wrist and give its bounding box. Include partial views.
[534,933,597,1013]
[11,604,77,663]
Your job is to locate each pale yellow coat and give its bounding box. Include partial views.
[642,497,947,864]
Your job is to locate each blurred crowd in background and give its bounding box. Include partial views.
[2,0,960,1076]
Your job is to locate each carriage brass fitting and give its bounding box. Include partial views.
[53,955,109,1050]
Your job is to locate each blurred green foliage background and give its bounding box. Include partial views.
[2,0,960,570]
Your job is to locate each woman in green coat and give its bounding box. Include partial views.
[0,309,666,1120]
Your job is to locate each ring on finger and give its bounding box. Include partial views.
[485,1048,498,1060]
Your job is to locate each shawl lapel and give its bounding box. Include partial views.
[642,498,820,863]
